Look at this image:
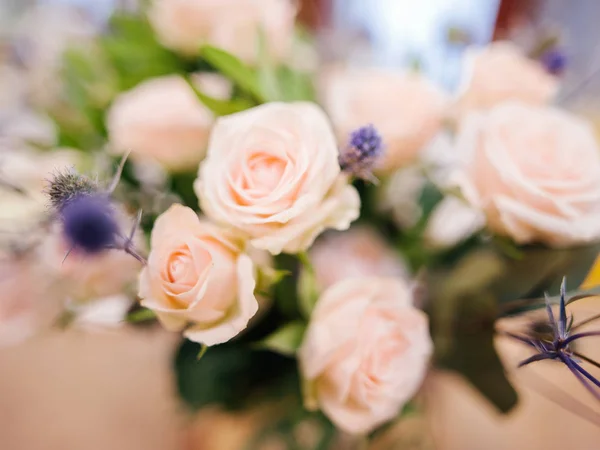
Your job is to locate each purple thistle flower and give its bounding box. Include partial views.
[339,124,383,182]
[541,49,567,76]
[60,194,118,254]
[502,277,600,402]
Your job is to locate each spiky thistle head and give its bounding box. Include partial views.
[60,194,118,254]
[45,168,98,210]
[339,124,383,183]
[503,277,600,402]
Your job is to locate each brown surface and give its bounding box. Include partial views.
[425,296,600,450]
[0,326,187,450]
[3,299,600,450]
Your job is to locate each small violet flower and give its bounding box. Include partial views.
[541,49,567,76]
[60,194,119,254]
[338,124,383,183]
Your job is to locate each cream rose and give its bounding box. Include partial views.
[195,102,360,255]
[106,75,213,172]
[455,42,558,115]
[138,204,258,345]
[299,277,432,435]
[148,0,296,63]
[454,101,600,247]
[309,226,407,291]
[321,67,448,172]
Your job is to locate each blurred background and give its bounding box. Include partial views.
[2,0,600,449]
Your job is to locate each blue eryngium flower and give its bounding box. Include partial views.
[504,278,600,401]
[60,194,118,254]
[339,124,383,183]
[541,49,566,75]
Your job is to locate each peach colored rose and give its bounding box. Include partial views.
[138,204,258,345]
[453,101,600,247]
[106,75,213,172]
[455,42,558,115]
[194,102,360,255]
[299,277,432,435]
[309,226,407,291]
[148,0,296,63]
[321,67,448,172]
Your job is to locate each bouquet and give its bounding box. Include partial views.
[2,1,600,447]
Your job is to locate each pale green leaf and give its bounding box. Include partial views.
[200,45,265,101]
[254,321,306,356]
[126,308,156,323]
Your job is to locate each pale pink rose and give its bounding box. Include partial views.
[148,0,296,63]
[309,226,407,291]
[455,42,558,115]
[138,204,258,345]
[454,101,600,246]
[195,102,360,255]
[299,277,432,434]
[106,75,213,172]
[321,67,448,172]
[0,254,63,347]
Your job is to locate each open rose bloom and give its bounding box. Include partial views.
[309,226,407,291]
[139,204,258,345]
[455,42,559,116]
[453,101,600,246]
[107,75,214,172]
[148,0,297,63]
[195,102,360,255]
[321,67,448,172]
[299,278,432,435]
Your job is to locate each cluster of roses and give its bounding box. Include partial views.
[107,0,600,434]
[6,0,600,437]
[137,101,433,434]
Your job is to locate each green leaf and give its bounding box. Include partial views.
[297,252,320,319]
[186,78,255,116]
[175,341,297,410]
[439,323,518,413]
[100,13,183,90]
[298,268,319,319]
[197,343,208,360]
[273,254,303,319]
[200,45,265,101]
[255,26,283,102]
[254,321,306,356]
[255,266,290,295]
[276,67,315,101]
[126,307,156,323]
[492,242,600,304]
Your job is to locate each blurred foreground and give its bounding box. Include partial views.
[2,298,600,450]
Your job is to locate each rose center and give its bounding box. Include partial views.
[167,248,198,287]
[245,153,286,194]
